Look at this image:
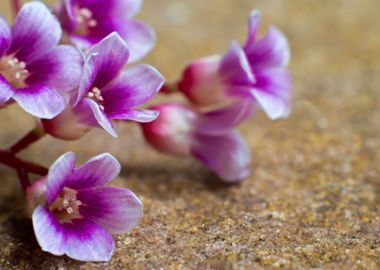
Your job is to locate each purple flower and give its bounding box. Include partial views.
[141,101,253,182]
[178,10,291,120]
[0,2,83,119]
[27,152,143,261]
[55,0,155,62]
[41,32,165,139]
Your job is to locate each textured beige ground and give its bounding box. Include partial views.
[1,0,380,269]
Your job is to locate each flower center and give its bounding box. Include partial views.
[87,87,105,111]
[74,7,98,35]
[49,187,82,223]
[0,55,29,88]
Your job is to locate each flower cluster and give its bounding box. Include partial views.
[141,10,291,182]
[0,0,161,262]
[0,0,290,263]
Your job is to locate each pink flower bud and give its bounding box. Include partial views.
[25,177,47,218]
[41,105,93,140]
[178,56,227,106]
[142,104,196,156]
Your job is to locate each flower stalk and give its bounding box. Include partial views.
[11,0,22,17]
[159,83,178,94]
[0,150,48,176]
[16,167,30,193]
[1,124,47,192]
[8,125,46,154]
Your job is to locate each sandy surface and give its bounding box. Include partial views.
[0,0,380,269]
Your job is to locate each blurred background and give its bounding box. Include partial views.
[0,0,379,269]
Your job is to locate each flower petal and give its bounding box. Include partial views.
[110,109,159,123]
[245,26,290,70]
[32,205,115,262]
[0,17,11,57]
[78,187,143,234]
[83,98,117,137]
[47,0,147,62]
[0,75,14,104]
[219,41,255,85]
[56,0,76,32]
[197,99,254,135]
[192,132,251,182]
[64,219,115,262]
[251,68,291,119]
[32,205,66,256]
[75,33,129,104]
[244,10,261,50]
[117,20,155,63]
[102,64,164,116]
[9,2,62,63]
[26,45,84,93]
[45,152,75,204]
[67,153,121,190]
[81,0,143,19]
[12,85,65,119]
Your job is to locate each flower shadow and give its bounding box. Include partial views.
[121,160,239,201]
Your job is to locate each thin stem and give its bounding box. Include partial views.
[10,0,22,17]
[0,150,48,176]
[17,168,30,194]
[159,83,178,94]
[8,125,46,154]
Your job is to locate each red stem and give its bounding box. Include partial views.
[159,83,177,94]
[1,125,47,193]
[0,150,48,176]
[10,0,22,17]
[17,168,30,193]
[8,125,46,154]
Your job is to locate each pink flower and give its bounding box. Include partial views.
[0,2,82,119]
[41,33,165,140]
[27,152,143,261]
[141,100,253,182]
[178,10,291,120]
[54,0,155,62]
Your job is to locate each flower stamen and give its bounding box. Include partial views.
[75,7,98,35]
[0,56,29,88]
[87,87,105,111]
[50,187,82,223]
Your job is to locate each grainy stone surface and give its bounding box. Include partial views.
[1,0,380,269]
